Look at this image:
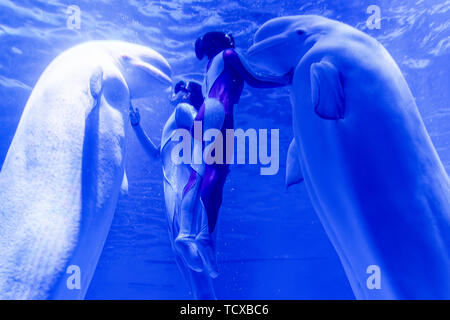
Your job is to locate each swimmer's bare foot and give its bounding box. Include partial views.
[174,235,203,272]
[196,234,219,278]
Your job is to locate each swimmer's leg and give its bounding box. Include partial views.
[194,167,227,278]
[174,170,204,272]
[196,216,219,278]
[170,203,216,299]
[173,252,216,299]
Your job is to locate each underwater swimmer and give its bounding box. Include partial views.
[174,31,293,277]
[129,81,218,299]
[129,83,205,255]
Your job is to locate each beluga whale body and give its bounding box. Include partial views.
[0,41,172,299]
[248,15,450,299]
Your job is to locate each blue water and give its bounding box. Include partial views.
[0,0,448,299]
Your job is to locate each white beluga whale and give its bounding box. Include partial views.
[248,15,450,299]
[0,41,172,299]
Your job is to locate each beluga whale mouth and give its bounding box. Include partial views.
[116,42,172,99]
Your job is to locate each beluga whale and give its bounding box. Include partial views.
[0,41,172,299]
[248,15,450,299]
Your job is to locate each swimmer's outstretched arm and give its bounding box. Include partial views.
[223,48,293,88]
[129,107,160,158]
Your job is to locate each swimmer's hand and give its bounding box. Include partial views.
[129,107,141,126]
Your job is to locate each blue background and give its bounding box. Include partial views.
[0,0,448,299]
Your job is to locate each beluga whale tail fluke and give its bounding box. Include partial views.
[248,15,450,299]
[0,41,172,300]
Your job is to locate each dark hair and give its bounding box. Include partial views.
[195,32,235,60]
[186,82,203,109]
[174,80,204,110]
[174,80,187,94]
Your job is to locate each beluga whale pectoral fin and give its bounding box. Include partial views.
[120,170,128,196]
[90,66,104,102]
[286,138,304,189]
[310,60,345,120]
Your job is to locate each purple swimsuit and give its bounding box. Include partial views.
[184,48,284,233]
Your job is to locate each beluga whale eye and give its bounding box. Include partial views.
[297,30,306,36]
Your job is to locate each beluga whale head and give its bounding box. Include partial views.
[247,15,337,76]
[109,41,172,99]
